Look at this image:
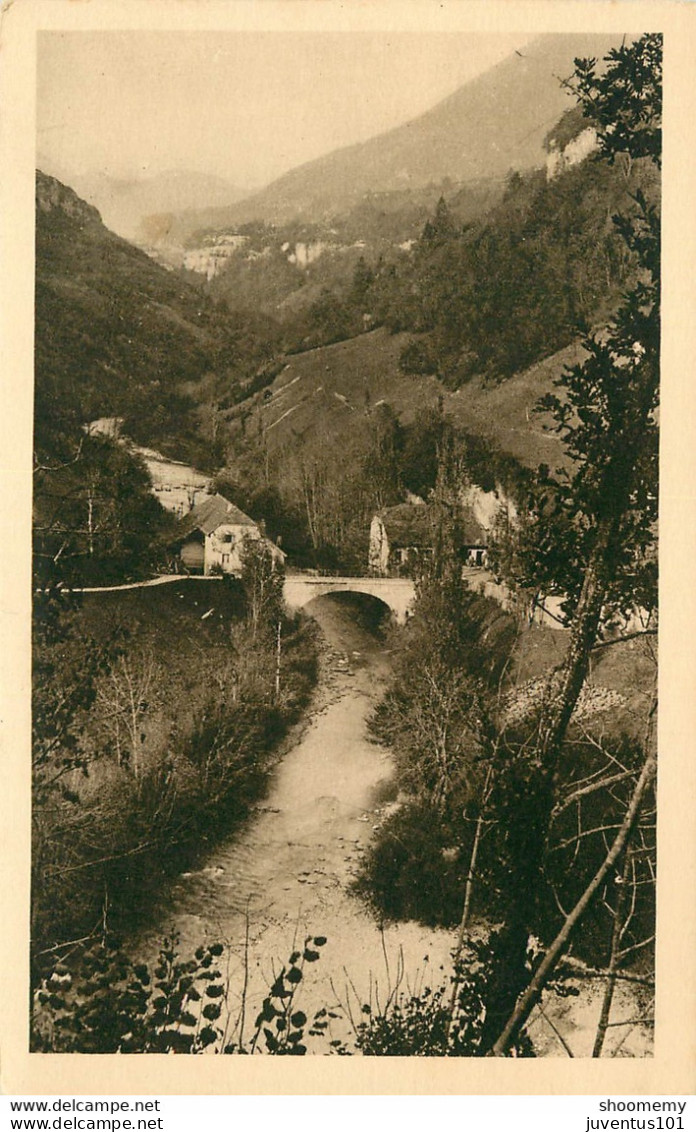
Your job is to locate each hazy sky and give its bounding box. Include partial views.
[37,31,531,189]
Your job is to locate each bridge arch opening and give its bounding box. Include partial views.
[301,590,394,638]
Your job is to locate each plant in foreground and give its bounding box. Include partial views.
[31,933,329,1055]
[33,932,544,1056]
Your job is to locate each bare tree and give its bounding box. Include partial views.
[489,744,656,1056]
[96,651,161,778]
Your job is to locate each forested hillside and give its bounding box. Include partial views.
[180,116,655,383]
[375,152,658,385]
[35,172,280,467]
[196,178,502,323]
[242,125,657,382]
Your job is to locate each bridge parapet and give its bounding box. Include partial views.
[283,569,527,627]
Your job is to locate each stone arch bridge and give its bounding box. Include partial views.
[283,575,416,624]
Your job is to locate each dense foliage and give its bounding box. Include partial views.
[232,127,656,387]
[31,579,318,975]
[383,153,655,386]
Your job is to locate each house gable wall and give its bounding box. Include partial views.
[204,524,261,575]
[368,515,389,576]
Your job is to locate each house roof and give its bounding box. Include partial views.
[378,502,488,549]
[378,503,433,548]
[459,512,488,548]
[175,493,257,539]
[268,540,287,560]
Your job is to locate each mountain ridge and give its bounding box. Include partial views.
[151,32,625,241]
[39,167,251,244]
[34,169,279,466]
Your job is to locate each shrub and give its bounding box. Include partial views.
[399,336,439,377]
[33,932,535,1056]
[351,937,533,1056]
[353,802,472,927]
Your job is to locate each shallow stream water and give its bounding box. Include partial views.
[135,594,650,1056]
[135,596,456,1048]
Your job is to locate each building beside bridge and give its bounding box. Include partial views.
[170,493,285,577]
[368,502,488,577]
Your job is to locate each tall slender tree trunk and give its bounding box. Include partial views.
[481,512,622,1050]
[87,489,95,558]
[274,620,282,699]
[488,748,655,1056]
[536,515,619,779]
[592,844,633,1057]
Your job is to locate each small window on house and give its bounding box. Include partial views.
[218,531,234,544]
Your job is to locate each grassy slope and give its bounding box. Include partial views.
[229,326,580,472]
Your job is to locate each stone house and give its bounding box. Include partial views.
[171,493,285,577]
[368,502,488,577]
[368,503,432,577]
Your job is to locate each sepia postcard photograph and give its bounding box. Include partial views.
[1,0,695,1097]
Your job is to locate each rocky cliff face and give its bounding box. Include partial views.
[461,483,518,532]
[36,171,103,226]
[183,235,250,280]
[546,126,599,180]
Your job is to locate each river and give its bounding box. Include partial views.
[136,594,456,1050]
[135,593,651,1056]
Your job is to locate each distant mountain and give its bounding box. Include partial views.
[56,169,249,244]
[166,33,625,237]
